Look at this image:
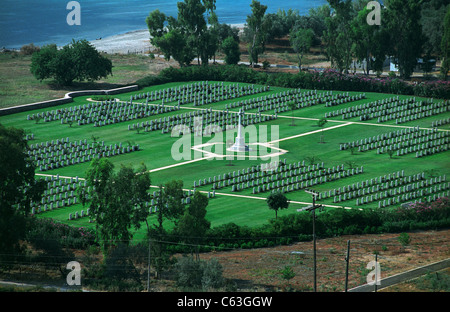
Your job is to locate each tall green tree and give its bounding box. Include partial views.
[441,7,450,80]
[244,0,271,67]
[298,4,331,46]
[154,179,185,231]
[30,39,112,86]
[221,36,241,65]
[217,23,240,44]
[153,27,195,67]
[146,9,168,44]
[323,0,355,73]
[175,191,210,260]
[264,9,301,43]
[384,0,425,79]
[147,0,218,67]
[146,180,184,280]
[83,158,151,252]
[290,27,314,71]
[29,44,58,83]
[317,117,328,143]
[199,27,219,66]
[420,0,449,56]
[267,191,289,219]
[0,124,46,266]
[177,0,207,65]
[350,4,389,75]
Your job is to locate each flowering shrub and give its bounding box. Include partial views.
[305,69,412,95]
[395,197,450,222]
[27,218,97,249]
[413,80,450,99]
[137,65,450,99]
[293,69,450,99]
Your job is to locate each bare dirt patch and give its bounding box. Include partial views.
[198,229,450,292]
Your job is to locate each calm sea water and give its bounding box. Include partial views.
[0,0,326,49]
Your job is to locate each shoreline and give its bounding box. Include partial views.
[2,24,246,54]
[89,24,245,55]
[89,29,151,55]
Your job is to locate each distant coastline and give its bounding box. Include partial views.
[89,24,246,55]
[2,24,246,54]
[89,29,151,55]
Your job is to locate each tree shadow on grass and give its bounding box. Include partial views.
[47,80,128,92]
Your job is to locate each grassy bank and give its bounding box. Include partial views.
[0,52,177,109]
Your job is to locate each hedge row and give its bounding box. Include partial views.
[26,218,97,249]
[135,65,450,99]
[166,197,450,253]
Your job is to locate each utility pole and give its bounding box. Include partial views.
[304,189,323,292]
[374,253,378,292]
[147,236,151,292]
[345,240,350,292]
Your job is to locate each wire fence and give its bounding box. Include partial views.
[1,232,448,292]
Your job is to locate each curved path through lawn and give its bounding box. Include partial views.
[45,97,448,210]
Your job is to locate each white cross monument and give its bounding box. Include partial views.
[227,108,251,152]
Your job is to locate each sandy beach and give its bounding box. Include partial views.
[90,29,152,55]
[89,24,246,55]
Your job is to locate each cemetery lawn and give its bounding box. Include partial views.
[0,81,449,242]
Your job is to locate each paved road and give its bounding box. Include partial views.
[348,258,450,292]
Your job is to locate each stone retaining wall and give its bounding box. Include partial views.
[0,85,139,116]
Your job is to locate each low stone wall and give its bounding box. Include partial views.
[0,85,139,116]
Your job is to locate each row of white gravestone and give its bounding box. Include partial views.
[251,181,310,195]
[192,159,320,188]
[28,177,217,221]
[334,177,448,205]
[325,172,447,204]
[340,127,442,150]
[32,196,78,215]
[27,138,139,172]
[360,186,450,208]
[113,189,217,220]
[128,108,236,129]
[324,93,366,107]
[30,176,86,215]
[128,110,276,135]
[27,100,180,127]
[30,179,80,215]
[131,81,268,106]
[191,85,268,106]
[431,117,450,128]
[24,133,35,141]
[66,189,216,221]
[362,106,447,124]
[29,140,128,156]
[249,167,364,195]
[325,97,447,122]
[393,104,448,124]
[224,91,365,113]
[376,188,449,209]
[193,162,361,194]
[68,208,91,221]
[415,144,449,158]
[223,88,308,109]
[323,170,408,199]
[26,82,252,122]
[373,134,448,156]
[339,128,449,157]
[221,164,361,190]
[326,95,403,118]
[146,81,263,97]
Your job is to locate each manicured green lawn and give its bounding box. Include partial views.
[2,81,449,238]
